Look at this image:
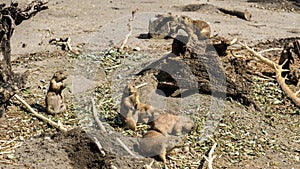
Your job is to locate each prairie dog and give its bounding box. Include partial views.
[181,15,211,38]
[149,14,211,39]
[45,70,68,114]
[139,130,180,163]
[120,83,139,130]
[192,19,211,38]
[120,83,159,130]
[151,113,194,135]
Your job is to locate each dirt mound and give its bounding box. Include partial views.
[178,3,220,13]
[15,128,152,169]
[254,37,300,48]
[248,0,300,12]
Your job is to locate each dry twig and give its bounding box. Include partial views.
[13,94,68,132]
[240,43,300,107]
[93,137,106,156]
[116,138,139,158]
[258,48,283,54]
[143,160,154,169]
[92,98,138,158]
[0,138,17,148]
[135,83,148,89]
[203,143,217,169]
[119,8,139,50]
[92,99,107,132]
[0,160,26,166]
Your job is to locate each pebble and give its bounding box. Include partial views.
[133,47,141,51]
[183,146,190,152]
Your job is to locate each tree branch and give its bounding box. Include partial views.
[203,143,217,169]
[240,42,300,107]
[13,94,68,132]
[119,8,138,50]
[92,98,107,132]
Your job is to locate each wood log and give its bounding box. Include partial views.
[218,8,252,21]
[142,14,257,108]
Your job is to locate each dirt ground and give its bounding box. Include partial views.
[0,0,300,168]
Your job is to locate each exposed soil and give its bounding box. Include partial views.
[15,128,153,169]
[0,0,300,169]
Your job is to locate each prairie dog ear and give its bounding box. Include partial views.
[53,73,58,79]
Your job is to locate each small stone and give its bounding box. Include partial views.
[183,146,190,152]
[116,75,122,79]
[133,47,141,51]
[295,156,299,162]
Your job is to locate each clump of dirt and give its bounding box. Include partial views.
[15,128,153,169]
[248,0,300,12]
[254,37,300,48]
[177,3,220,14]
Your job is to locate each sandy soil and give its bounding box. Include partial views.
[0,0,299,168]
[11,0,300,55]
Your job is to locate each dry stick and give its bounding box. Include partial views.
[2,15,16,28]
[0,137,17,147]
[0,142,22,153]
[66,37,72,51]
[0,160,24,166]
[91,99,107,132]
[135,82,148,89]
[258,48,283,54]
[143,160,155,169]
[116,137,139,158]
[13,94,68,132]
[296,89,300,96]
[91,100,106,156]
[241,43,300,107]
[93,137,106,156]
[92,98,139,158]
[203,143,217,169]
[119,8,138,50]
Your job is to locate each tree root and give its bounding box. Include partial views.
[240,42,300,107]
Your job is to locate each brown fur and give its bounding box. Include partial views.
[45,70,68,114]
[139,130,181,163]
[181,15,211,38]
[151,113,194,135]
[139,130,167,163]
[120,83,139,130]
[120,83,162,130]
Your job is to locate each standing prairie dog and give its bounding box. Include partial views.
[120,83,139,130]
[120,82,159,130]
[45,70,68,114]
